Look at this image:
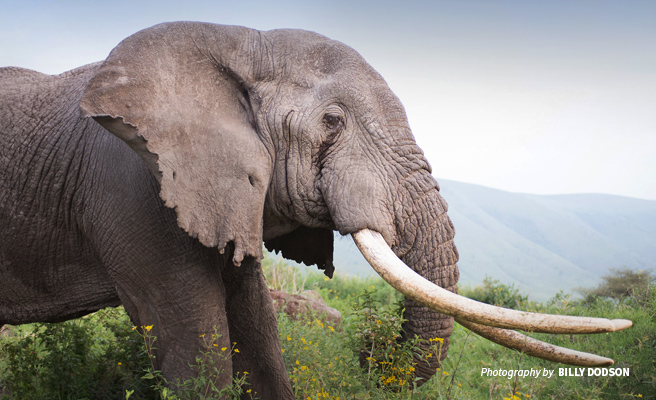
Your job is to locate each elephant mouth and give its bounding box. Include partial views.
[352,229,633,367]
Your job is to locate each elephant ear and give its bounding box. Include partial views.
[264,227,335,278]
[80,23,271,264]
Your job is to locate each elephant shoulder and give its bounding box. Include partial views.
[0,62,102,82]
[0,67,49,106]
[0,66,46,84]
[0,63,102,101]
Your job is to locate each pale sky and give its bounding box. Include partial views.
[2,0,655,200]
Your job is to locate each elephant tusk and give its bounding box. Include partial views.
[455,317,615,366]
[352,229,633,334]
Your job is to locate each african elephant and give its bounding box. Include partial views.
[0,22,631,398]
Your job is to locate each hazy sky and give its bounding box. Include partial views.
[2,0,655,200]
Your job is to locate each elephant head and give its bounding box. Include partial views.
[79,22,630,384]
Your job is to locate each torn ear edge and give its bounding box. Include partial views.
[264,226,335,278]
[86,114,162,180]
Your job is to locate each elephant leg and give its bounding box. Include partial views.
[223,257,294,400]
[107,249,233,388]
[80,136,238,389]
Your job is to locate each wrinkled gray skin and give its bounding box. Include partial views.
[0,22,458,398]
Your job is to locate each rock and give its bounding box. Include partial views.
[0,325,13,337]
[270,289,342,329]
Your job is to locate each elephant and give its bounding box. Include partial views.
[0,22,631,398]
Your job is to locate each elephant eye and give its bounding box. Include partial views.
[322,114,343,132]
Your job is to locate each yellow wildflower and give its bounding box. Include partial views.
[145,325,153,332]
[221,347,227,351]
[234,348,240,353]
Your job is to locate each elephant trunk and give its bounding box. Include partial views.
[392,178,459,384]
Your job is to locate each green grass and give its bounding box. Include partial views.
[1,256,654,399]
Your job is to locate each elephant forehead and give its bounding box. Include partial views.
[263,29,378,81]
[300,41,364,76]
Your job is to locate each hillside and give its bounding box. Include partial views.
[329,179,656,301]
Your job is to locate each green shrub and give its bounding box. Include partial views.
[347,290,421,392]
[460,276,528,309]
[0,307,154,399]
[577,267,654,305]
[0,311,247,400]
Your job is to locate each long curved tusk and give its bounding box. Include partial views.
[352,229,632,334]
[455,318,614,366]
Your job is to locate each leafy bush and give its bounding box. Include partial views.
[577,267,654,305]
[347,290,421,392]
[0,311,249,400]
[0,307,154,399]
[460,276,528,309]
